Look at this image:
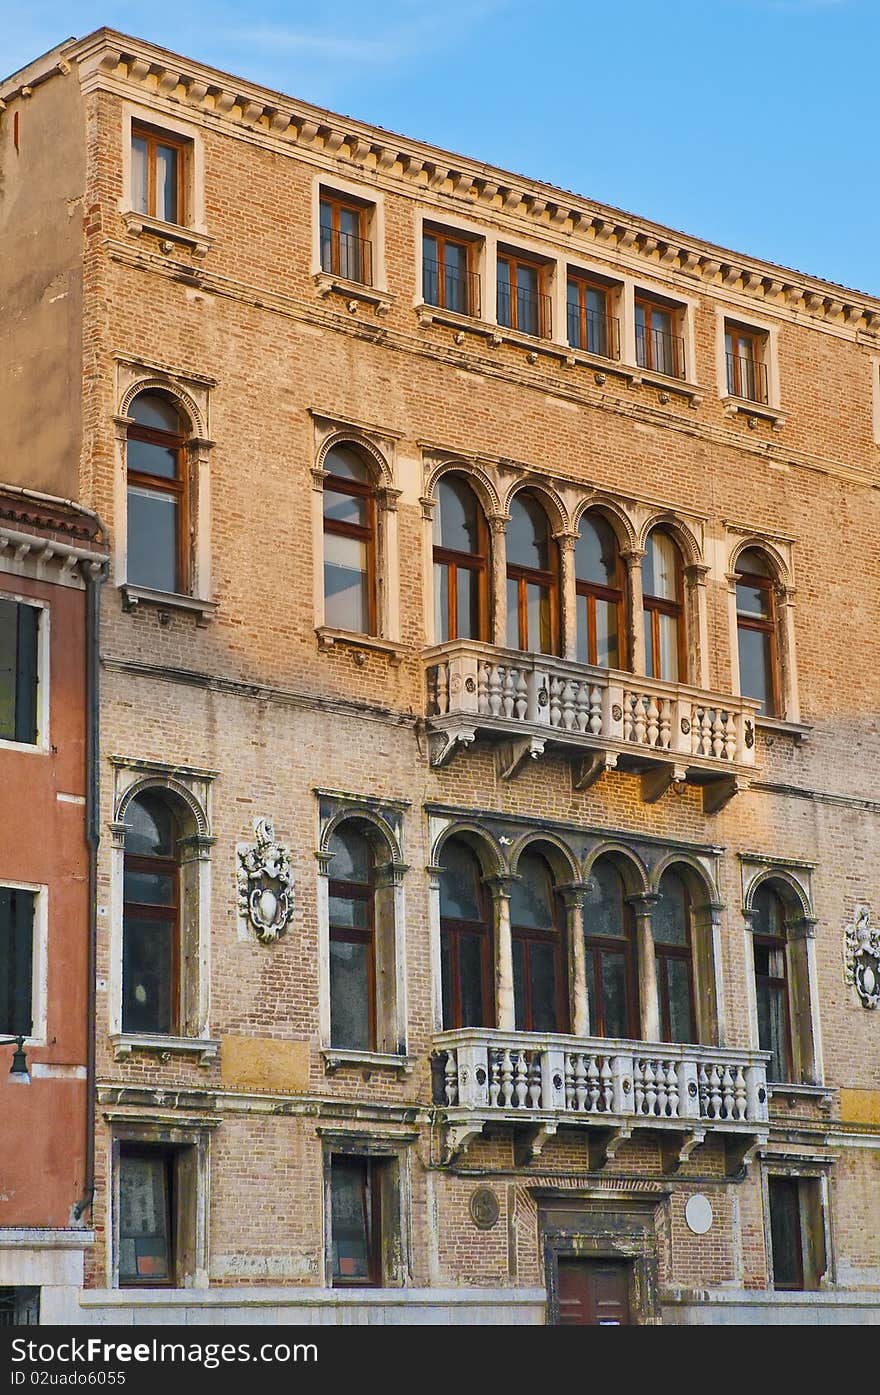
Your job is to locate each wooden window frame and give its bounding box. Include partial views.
[584,897,639,1040]
[439,866,495,1031]
[330,1153,383,1288]
[635,296,684,378]
[422,227,479,316]
[328,856,377,1052]
[131,123,187,226]
[322,463,377,637]
[497,251,551,338]
[575,516,626,669]
[654,880,697,1046]
[566,274,617,359]
[511,871,568,1034]
[735,557,780,716]
[726,323,768,402]
[433,479,490,643]
[118,1145,176,1289]
[126,403,189,596]
[642,531,686,682]
[319,193,372,285]
[506,493,560,655]
[122,840,181,1037]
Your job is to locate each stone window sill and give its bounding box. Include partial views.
[722,395,786,429]
[321,1048,414,1077]
[756,715,812,743]
[313,272,393,315]
[768,1082,834,1111]
[120,584,216,625]
[632,367,703,406]
[110,1033,219,1067]
[315,626,407,665]
[121,211,212,258]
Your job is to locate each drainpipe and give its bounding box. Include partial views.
[72,558,107,1223]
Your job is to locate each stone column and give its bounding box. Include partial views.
[557,532,578,661]
[684,562,710,688]
[629,893,661,1043]
[486,874,516,1030]
[489,515,509,649]
[789,914,823,1084]
[777,583,801,722]
[560,883,589,1036]
[622,547,646,676]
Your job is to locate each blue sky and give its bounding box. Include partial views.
[4,0,878,294]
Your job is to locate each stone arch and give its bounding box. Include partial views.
[424,459,502,519]
[650,851,718,906]
[431,821,506,879]
[119,377,204,439]
[503,478,571,536]
[571,495,639,555]
[743,866,813,924]
[583,841,650,898]
[509,830,581,886]
[318,431,394,492]
[728,536,793,590]
[115,775,210,840]
[319,805,403,866]
[639,512,703,569]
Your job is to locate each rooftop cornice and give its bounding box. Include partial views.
[14,27,880,328]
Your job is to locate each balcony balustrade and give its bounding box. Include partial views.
[425,640,760,810]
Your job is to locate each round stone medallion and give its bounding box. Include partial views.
[685,1193,713,1235]
[470,1185,500,1231]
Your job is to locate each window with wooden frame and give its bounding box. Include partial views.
[433,474,489,643]
[641,529,685,682]
[566,274,619,360]
[726,322,769,404]
[319,191,372,286]
[122,791,180,1036]
[118,1145,176,1286]
[328,822,376,1052]
[575,512,625,669]
[322,445,376,636]
[439,838,494,1030]
[329,1154,384,1287]
[583,859,639,1039]
[506,492,560,655]
[510,849,567,1034]
[652,868,696,1045]
[497,251,551,338]
[126,393,189,595]
[0,886,36,1038]
[736,548,779,716]
[423,227,480,317]
[131,123,187,226]
[0,599,40,745]
[634,296,685,379]
[752,883,793,1083]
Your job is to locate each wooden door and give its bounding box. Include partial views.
[557,1258,632,1325]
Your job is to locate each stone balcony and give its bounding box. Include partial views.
[424,641,761,812]
[434,1029,770,1174]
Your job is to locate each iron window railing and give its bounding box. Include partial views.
[635,324,686,379]
[423,259,481,317]
[567,305,621,360]
[726,352,769,404]
[320,227,373,287]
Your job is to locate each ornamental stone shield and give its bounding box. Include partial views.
[237,818,294,943]
[844,904,880,1009]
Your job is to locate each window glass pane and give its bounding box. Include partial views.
[440,933,453,1028]
[663,958,693,1043]
[329,938,371,1050]
[324,533,369,632]
[595,597,619,669]
[328,825,372,884]
[526,581,552,655]
[529,941,560,1033]
[757,977,788,1081]
[600,949,629,1039]
[0,601,17,740]
[124,869,176,907]
[130,393,182,435]
[584,859,626,939]
[125,791,176,857]
[119,1154,170,1283]
[127,439,178,480]
[642,531,679,601]
[575,593,589,665]
[644,610,655,677]
[444,242,468,313]
[657,611,679,682]
[331,1157,371,1282]
[423,234,439,304]
[339,207,360,238]
[458,933,487,1028]
[753,885,786,938]
[769,1178,803,1289]
[506,577,520,648]
[319,200,333,231]
[155,144,178,223]
[736,579,771,618]
[434,562,449,642]
[738,625,772,712]
[325,446,369,483]
[516,263,538,295]
[507,494,551,571]
[576,514,618,586]
[434,476,481,554]
[439,839,483,921]
[328,893,369,930]
[510,852,554,928]
[456,566,480,641]
[512,937,526,1029]
[131,136,149,215]
[127,487,179,593]
[654,871,689,945]
[122,916,174,1033]
[0,886,35,1036]
[323,486,368,529]
[566,281,581,348]
[0,600,38,744]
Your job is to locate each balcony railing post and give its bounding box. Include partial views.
[456,1043,490,1109]
[605,681,625,742]
[671,696,693,756]
[527,668,552,726]
[611,1054,635,1117]
[446,651,480,716]
[678,1058,701,1119]
[542,1047,567,1112]
[745,1062,769,1124]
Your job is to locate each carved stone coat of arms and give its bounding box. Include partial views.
[237,818,294,943]
[844,904,880,1009]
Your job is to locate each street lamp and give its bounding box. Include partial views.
[0,1035,31,1084]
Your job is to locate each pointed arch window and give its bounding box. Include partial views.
[433,476,489,643]
[736,549,779,716]
[642,529,685,681]
[583,859,639,1038]
[510,850,566,1033]
[439,838,494,1029]
[575,513,625,669]
[126,393,188,595]
[653,868,696,1044]
[122,791,181,1034]
[323,446,376,635]
[328,822,376,1051]
[506,492,559,654]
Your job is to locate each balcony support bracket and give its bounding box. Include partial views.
[443,1120,485,1165]
[429,725,477,769]
[496,736,546,781]
[661,1128,707,1174]
[572,750,617,792]
[589,1125,632,1172]
[641,764,688,805]
[724,1131,766,1179]
[702,774,750,815]
[514,1121,558,1166]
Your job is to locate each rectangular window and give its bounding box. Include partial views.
[567,275,618,359]
[0,1288,40,1326]
[0,887,35,1037]
[131,124,187,226]
[118,1147,174,1286]
[635,297,685,378]
[726,324,768,403]
[767,1175,826,1291]
[497,253,551,338]
[330,1154,382,1286]
[320,194,372,285]
[423,229,480,316]
[0,600,39,745]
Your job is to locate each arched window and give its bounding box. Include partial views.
[583,859,639,1038]
[127,393,188,594]
[736,549,778,716]
[505,492,559,654]
[123,790,181,1034]
[641,529,685,681]
[653,868,695,1043]
[575,513,625,668]
[323,446,376,635]
[752,882,792,1082]
[328,822,376,1050]
[510,849,566,1033]
[439,838,494,1029]
[433,476,489,643]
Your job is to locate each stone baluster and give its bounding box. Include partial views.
[514,669,528,720]
[514,1052,529,1107]
[733,1065,747,1121]
[634,1060,645,1115]
[502,667,515,717]
[575,1054,588,1111]
[564,1053,575,1110]
[528,1054,542,1109]
[600,1057,613,1112]
[666,1061,679,1117]
[655,1061,668,1116]
[587,1055,600,1113]
[646,696,660,747]
[489,1051,501,1108]
[444,1050,458,1105]
[589,685,603,735]
[500,1049,515,1107]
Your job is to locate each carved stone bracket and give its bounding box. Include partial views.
[513,1121,558,1166]
[701,773,750,815]
[844,904,880,1008]
[443,1120,485,1165]
[641,764,687,805]
[237,818,294,943]
[495,736,546,781]
[724,1132,766,1178]
[572,750,617,791]
[428,725,477,768]
[660,1128,706,1174]
[588,1125,632,1172]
